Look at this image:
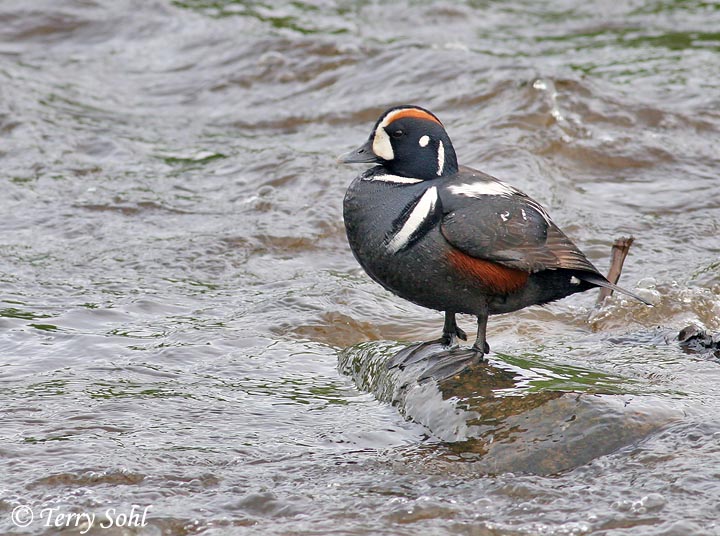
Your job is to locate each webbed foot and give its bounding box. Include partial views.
[417,347,487,382]
[387,339,455,370]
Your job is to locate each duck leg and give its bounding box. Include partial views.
[472,314,490,357]
[387,312,467,370]
[440,311,467,345]
[415,314,488,381]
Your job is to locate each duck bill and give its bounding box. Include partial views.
[337,139,380,164]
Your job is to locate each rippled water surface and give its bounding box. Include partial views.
[2,1,720,534]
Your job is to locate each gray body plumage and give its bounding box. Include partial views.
[344,165,615,317]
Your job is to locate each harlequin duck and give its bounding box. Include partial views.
[340,105,650,357]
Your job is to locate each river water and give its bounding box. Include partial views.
[1,1,720,535]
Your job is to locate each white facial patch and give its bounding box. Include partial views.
[372,108,416,161]
[419,135,430,147]
[437,140,445,176]
[386,186,438,254]
[372,126,394,161]
[447,180,515,198]
[363,173,423,185]
[570,276,581,285]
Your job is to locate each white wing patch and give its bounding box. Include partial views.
[447,180,515,197]
[363,173,423,184]
[386,186,438,254]
[449,180,553,224]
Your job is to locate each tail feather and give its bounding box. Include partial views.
[577,273,653,306]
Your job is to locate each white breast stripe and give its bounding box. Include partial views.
[437,140,445,176]
[447,181,515,197]
[363,173,423,184]
[387,186,438,254]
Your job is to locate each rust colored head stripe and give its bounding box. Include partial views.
[387,108,443,127]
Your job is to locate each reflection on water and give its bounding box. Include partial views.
[2,0,720,534]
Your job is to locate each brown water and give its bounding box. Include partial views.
[1,1,720,535]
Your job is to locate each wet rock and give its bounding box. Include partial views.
[678,324,720,358]
[338,341,682,475]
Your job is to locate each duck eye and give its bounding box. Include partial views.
[391,129,404,139]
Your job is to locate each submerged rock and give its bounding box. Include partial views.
[338,341,682,475]
[678,324,720,358]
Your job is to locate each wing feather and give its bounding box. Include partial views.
[438,168,600,275]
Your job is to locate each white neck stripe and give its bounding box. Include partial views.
[363,173,423,184]
[437,140,445,176]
